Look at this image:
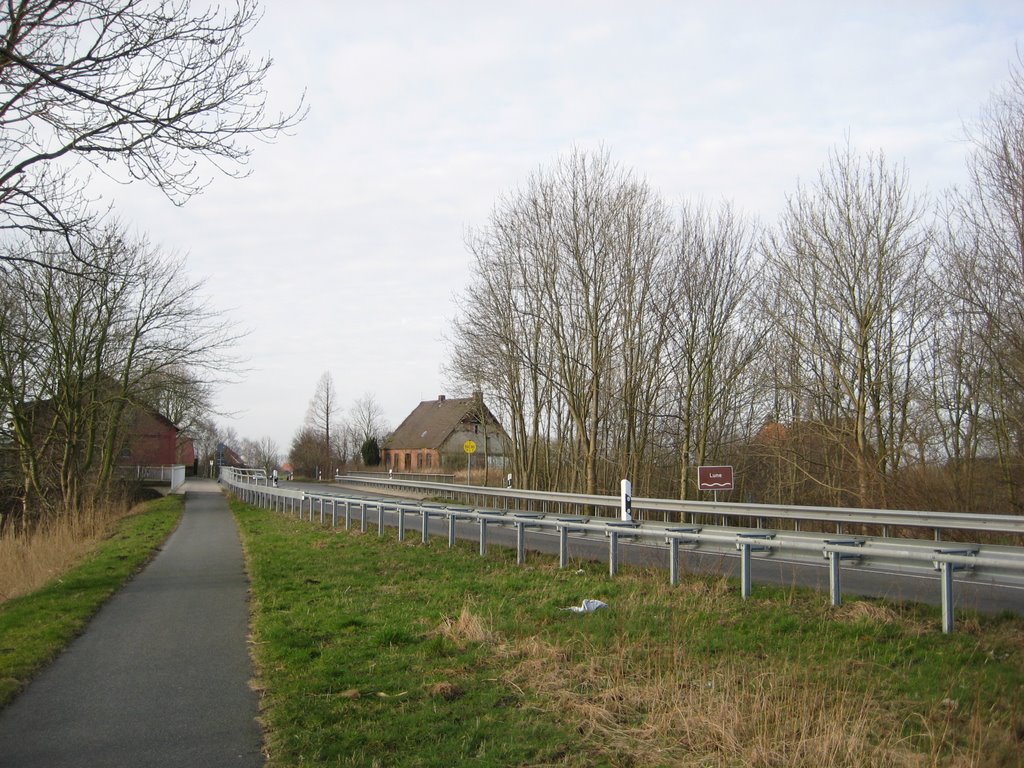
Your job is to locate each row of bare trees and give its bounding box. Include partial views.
[286,373,389,479]
[0,1,301,530]
[448,54,1024,513]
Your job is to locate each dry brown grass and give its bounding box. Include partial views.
[506,637,925,767]
[432,600,995,768]
[835,600,932,637]
[0,498,135,602]
[434,605,496,648]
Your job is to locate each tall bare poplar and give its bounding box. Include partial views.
[943,50,1024,509]
[304,371,341,478]
[450,148,672,494]
[762,144,931,507]
[663,202,764,499]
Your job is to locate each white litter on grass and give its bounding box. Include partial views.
[563,599,608,613]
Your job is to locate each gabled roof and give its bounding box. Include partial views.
[133,407,180,433]
[385,395,506,451]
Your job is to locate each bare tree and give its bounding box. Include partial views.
[661,202,765,499]
[349,393,388,442]
[0,0,304,263]
[943,50,1024,510]
[761,144,932,507]
[241,435,279,476]
[450,148,673,494]
[288,425,323,480]
[0,223,239,528]
[304,371,341,478]
[448,212,556,490]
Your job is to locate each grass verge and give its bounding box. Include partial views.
[0,494,183,708]
[234,499,1024,767]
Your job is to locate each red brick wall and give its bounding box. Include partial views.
[123,410,178,465]
[382,448,440,472]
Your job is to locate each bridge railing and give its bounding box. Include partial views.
[123,464,186,492]
[221,467,1024,634]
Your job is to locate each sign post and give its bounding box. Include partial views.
[463,439,477,485]
[697,465,734,502]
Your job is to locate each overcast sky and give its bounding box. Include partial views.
[95,1,1024,456]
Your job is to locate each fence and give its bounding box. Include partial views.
[127,464,186,492]
[343,471,456,485]
[223,468,1024,634]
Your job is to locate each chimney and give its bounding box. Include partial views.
[437,394,446,403]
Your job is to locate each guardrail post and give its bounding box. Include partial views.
[736,533,774,600]
[319,498,325,524]
[665,528,700,587]
[479,518,488,556]
[933,549,977,634]
[938,561,955,633]
[823,540,863,607]
[421,505,430,544]
[378,503,386,537]
[398,505,406,541]
[344,500,351,530]
[360,501,367,533]
[331,499,337,527]
[516,521,526,565]
[605,522,639,578]
[559,526,569,568]
[448,513,457,548]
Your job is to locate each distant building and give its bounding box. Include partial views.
[382,392,509,472]
[216,442,247,469]
[119,408,181,466]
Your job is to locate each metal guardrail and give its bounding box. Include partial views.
[336,474,1024,541]
[224,469,1024,634]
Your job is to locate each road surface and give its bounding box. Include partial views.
[0,479,263,768]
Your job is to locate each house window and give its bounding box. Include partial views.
[425,452,432,469]
[404,452,411,470]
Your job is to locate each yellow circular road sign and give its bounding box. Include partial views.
[463,440,477,454]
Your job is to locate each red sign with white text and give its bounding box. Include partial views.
[698,465,734,492]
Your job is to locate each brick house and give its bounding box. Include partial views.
[382,393,509,472]
[120,407,182,466]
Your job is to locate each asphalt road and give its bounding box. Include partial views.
[0,480,263,768]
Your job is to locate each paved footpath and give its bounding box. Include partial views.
[0,480,264,767]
